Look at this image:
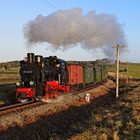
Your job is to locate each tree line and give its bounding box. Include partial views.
[0,61,19,69]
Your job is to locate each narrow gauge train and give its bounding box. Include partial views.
[16,53,108,102]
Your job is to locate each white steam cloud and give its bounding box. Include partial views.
[24,8,126,58]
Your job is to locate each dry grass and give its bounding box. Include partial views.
[70,82,140,140]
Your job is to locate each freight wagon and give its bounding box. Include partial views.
[83,63,94,86]
[67,61,83,90]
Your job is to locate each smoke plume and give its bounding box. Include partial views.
[24,8,126,58]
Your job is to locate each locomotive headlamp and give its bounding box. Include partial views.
[56,64,60,67]
[16,82,21,86]
[30,81,34,86]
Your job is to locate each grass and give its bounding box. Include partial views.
[109,63,140,79]
[0,67,20,84]
[0,67,19,73]
[69,82,140,139]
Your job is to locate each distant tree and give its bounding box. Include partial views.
[0,61,19,69]
[4,65,7,70]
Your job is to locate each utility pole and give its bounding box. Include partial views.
[113,44,124,98]
[126,62,129,84]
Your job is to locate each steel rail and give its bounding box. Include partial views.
[0,101,42,116]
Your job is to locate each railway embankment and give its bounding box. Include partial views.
[0,79,139,139]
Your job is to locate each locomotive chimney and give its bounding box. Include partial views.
[35,55,43,66]
[27,53,35,63]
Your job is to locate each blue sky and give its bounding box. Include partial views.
[0,0,140,62]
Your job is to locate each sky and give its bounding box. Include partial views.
[0,0,140,62]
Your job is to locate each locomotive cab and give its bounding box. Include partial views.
[53,57,68,85]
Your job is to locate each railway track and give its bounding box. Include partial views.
[0,101,43,117]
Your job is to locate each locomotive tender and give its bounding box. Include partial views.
[16,53,108,102]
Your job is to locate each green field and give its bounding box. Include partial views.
[0,67,20,84]
[109,63,140,79]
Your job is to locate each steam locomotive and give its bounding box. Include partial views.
[16,53,108,102]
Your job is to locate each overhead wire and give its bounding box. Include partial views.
[25,0,48,14]
[50,0,70,10]
[42,0,58,10]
